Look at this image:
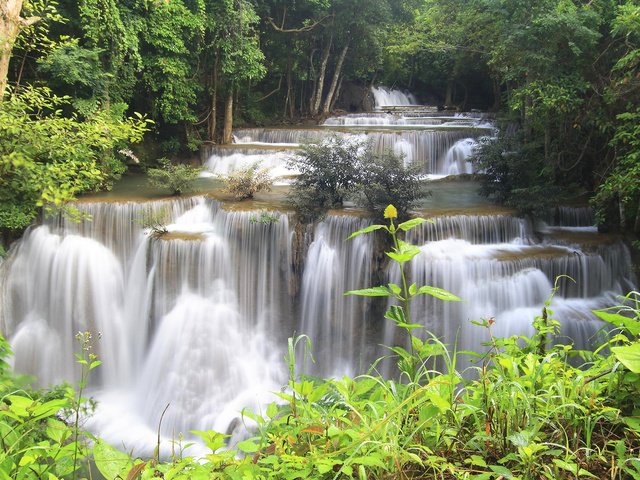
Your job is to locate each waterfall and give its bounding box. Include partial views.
[371,86,418,107]
[299,216,376,376]
[442,138,478,174]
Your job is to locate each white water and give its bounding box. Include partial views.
[371,86,418,107]
[207,87,493,177]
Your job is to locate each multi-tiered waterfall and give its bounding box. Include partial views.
[0,88,635,457]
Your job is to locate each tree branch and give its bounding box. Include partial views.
[266,14,332,33]
[20,15,40,27]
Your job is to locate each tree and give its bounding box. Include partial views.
[287,135,363,220]
[0,85,150,234]
[220,162,273,200]
[147,158,201,196]
[593,2,640,233]
[356,149,424,221]
[288,136,425,222]
[214,0,266,143]
[0,0,42,98]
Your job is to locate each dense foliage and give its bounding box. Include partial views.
[147,158,202,196]
[288,137,424,222]
[0,85,149,233]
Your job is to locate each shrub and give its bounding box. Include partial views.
[472,131,564,217]
[147,158,201,195]
[356,149,424,221]
[220,162,273,200]
[287,135,363,221]
[288,136,425,221]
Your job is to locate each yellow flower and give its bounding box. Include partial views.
[384,204,397,219]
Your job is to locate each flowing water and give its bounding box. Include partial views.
[0,88,636,457]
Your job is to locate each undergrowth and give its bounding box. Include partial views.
[1,205,640,479]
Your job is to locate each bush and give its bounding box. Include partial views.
[288,136,424,221]
[220,162,273,200]
[147,158,201,195]
[472,131,564,217]
[0,86,150,232]
[356,149,424,220]
[287,135,363,221]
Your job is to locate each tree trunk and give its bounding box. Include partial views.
[444,79,454,108]
[222,90,234,144]
[208,55,219,142]
[491,78,501,111]
[322,40,349,114]
[0,0,33,99]
[311,35,332,116]
[330,74,343,112]
[285,57,294,119]
[308,48,316,114]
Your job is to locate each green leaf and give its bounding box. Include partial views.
[93,439,132,480]
[624,416,640,433]
[237,439,260,453]
[388,283,402,296]
[592,310,640,337]
[553,459,597,477]
[345,286,390,297]
[347,224,386,239]
[386,240,421,265]
[464,455,487,468]
[190,430,229,452]
[612,344,640,373]
[396,322,424,330]
[266,402,278,419]
[352,455,386,469]
[416,286,462,301]
[397,217,430,231]
[489,465,515,479]
[385,305,406,324]
[32,399,68,419]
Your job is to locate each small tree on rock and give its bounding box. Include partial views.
[220,162,273,200]
[147,158,201,196]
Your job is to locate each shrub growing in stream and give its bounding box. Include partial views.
[220,162,273,200]
[288,137,424,222]
[147,158,202,195]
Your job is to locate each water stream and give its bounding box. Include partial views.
[0,88,635,456]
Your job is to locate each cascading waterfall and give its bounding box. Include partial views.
[211,96,494,178]
[442,138,478,174]
[299,215,376,377]
[1,198,292,456]
[0,88,636,457]
[202,146,299,177]
[371,86,418,107]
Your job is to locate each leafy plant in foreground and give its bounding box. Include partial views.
[345,204,462,381]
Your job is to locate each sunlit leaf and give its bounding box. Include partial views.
[593,310,640,337]
[93,439,133,480]
[397,217,430,231]
[416,286,462,301]
[345,286,390,297]
[347,224,386,239]
[612,344,640,373]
